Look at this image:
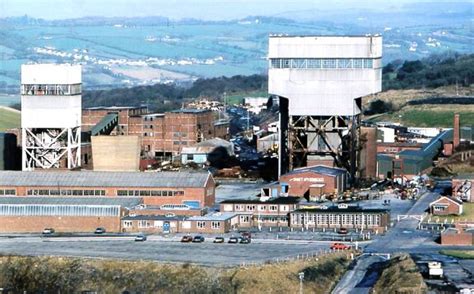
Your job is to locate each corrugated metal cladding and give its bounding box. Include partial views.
[0,171,210,188]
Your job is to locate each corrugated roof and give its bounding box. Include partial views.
[284,165,347,177]
[122,215,187,221]
[170,109,210,114]
[188,212,238,221]
[293,205,389,214]
[0,197,142,207]
[0,171,211,188]
[220,197,301,205]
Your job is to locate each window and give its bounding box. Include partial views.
[138,220,149,228]
[235,205,244,212]
[246,205,255,211]
[269,58,375,69]
[197,221,206,229]
[240,215,251,223]
[258,205,267,211]
[123,221,132,228]
[433,205,446,211]
[269,205,278,212]
[211,221,220,229]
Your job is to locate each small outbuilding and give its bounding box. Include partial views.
[429,196,463,216]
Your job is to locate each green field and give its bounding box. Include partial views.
[440,250,474,259]
[0,108,20,132]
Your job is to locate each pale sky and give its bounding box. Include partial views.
[0,0,463,20]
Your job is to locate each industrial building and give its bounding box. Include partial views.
[82,107,229,160]
[268,35,383,182]
[453,175,473,202]
[0,197,141,233]
[278,165,348,200]
[21,64,82,170]
[180,138,234,165]
[377,130,453,179]
[289,204,390,232]
[0,170,215,209]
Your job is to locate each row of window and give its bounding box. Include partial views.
[197,221,221,229]
[232,204,289,212]
[0,189,16,196]
[0,205,119,217]
[27,189,105,196]
[21,84,82,96]
[116,190,185,197]
[270,58,374,69]
[292,213,382,226]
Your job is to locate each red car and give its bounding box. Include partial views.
[330,243,351,250]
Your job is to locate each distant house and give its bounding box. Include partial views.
[430,196,463,216]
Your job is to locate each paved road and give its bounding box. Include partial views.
[333,192,457,294]
[0,236,330,267]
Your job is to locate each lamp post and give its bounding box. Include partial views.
[298,272,305,294]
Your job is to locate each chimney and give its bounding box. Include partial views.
[453,113,460,150]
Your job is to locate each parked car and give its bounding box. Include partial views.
[134,234,147,242]
[239,237,251,244]
[330,243,351,250]
[241,231,252,239]
[337,228,348,235]
[228,237,239,244]
[192,236,205,243]
[42,228,55,235]
[181,235,193,243]
[213,237,225,243]
[94,227,106,234]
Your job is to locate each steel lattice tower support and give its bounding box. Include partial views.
[21,64,82,171]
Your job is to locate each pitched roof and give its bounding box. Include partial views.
[429,196,463,207]
[0,171,211,188]
[0,197,142,208]
[282,165,347,177]
[188,212,238,221]
[220,197,301,205]
[293,205,389,214]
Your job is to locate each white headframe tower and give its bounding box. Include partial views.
[268,35,382,182]
[21,64,82,170]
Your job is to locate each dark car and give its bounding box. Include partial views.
[241,231,252,239]
[181,235,193,243]
[228,237,239,244]
[192,236,205,243]
[134,234,147,242]
[94,227,106,234]
[337,228,348,235]
[213,237,225,243]
[239,237,251,244]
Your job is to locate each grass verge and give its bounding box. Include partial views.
[440,250,474,259]
[0,107,20,132]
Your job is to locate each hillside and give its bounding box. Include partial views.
[0,253,351,293]
[0,107,20,132]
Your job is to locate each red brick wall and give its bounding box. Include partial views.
[280,171,337,197]
[0,216,121,233]
[431,198,462,215]
[441,232,473,246]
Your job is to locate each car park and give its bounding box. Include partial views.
[330,243,351,250]
[181,235,193,243]
[94,227,106,234]
[134,234,147,242]
[192,236,205,243]
[213,237,225,243]
[42,228,55,235]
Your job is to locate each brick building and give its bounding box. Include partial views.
[430,196,463,216]
[82,107,229,159]
[279,165,348,200]
[289,204,390,233]
[0,170,215,209]
[0,197,141,233]
[121,212,239,234]
[219,197,301,228]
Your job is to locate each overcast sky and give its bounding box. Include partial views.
[0,0,466,20]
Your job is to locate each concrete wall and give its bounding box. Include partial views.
[92,136,140,171]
